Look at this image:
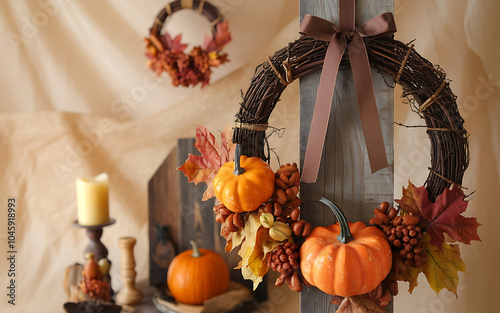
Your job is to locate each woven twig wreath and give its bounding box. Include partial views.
[144,0,231,87]
[232,35,469,201]
[177,6,478,310]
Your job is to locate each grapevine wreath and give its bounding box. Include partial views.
[144,0,231,87]
[179,0,480,311]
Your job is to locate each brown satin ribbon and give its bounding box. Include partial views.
[300,0,396,183]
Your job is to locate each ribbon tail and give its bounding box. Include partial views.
[301,36,347,183]
[348,34,388,173]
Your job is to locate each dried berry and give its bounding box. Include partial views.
[213,203,242,233]
[268,242,300,276]
[370,203,427,268]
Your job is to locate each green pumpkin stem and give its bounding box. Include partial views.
[319,197,354,244]
[233,144,245,175]
[189,240,201,258]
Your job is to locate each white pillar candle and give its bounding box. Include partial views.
[76,173,110,226]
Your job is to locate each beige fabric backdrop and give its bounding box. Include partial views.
[0,0,498,312]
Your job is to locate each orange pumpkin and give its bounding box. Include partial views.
[213,144,275,213]
[300,198,392,298]
[167,241,229,305]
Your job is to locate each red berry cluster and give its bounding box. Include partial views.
[268,242,300,276]
[370,202,426,268]
[268,242,308,292]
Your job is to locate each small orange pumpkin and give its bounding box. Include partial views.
[167,241,229,305]
[300,198,392,298]
[213,144,275,213]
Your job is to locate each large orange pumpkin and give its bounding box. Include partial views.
[300,198,392,298]
[213,144,275,213]
[167,241,229,305]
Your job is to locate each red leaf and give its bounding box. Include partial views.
[424,187,481,248]
[395,181,481,248]
[162,32,188,52]
[178,124,235,201]
[204,21,232,52]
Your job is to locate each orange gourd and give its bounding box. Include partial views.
[167,241,229,305]
[82,253,100,279]
[300,198,392,298]
[213,144,275,213]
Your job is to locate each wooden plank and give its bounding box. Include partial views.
[299,0,394,312]
[148,148,178,287]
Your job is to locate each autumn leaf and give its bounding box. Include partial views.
[229,213,280,290]
[336,295,385,313]
[395,181,481,248]
[421,233,466,296]
[395,181,430,216]
[162,32,188,52]
[425,187,481,248]
[219,124,236,164]
[178,124,235,200]
[396,263,423,294]
[204,21,232,52]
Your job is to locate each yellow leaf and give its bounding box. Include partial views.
[422,233,466,296]
[230,213,280,290]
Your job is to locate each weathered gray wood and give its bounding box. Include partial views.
[148,148,178,286]
[176,138,218,252]
[299,0,394,312]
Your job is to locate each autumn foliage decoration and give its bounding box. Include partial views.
[144,2,231,87]
[323,182,482,312]
[179,124,311,291]
[178,123,481,312]
[387,181,480,296]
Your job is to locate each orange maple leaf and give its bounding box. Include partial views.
[178,124,235,201]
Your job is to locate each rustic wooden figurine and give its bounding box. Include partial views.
[116,237,143,305]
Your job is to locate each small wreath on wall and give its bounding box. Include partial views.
[179,1,481,311]
[144,0,231,87]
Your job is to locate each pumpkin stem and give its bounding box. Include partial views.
[189,240,201,258]
[319,197,354,244]
[233,144,245,175]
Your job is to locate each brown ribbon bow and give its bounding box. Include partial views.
[300,0,397,183]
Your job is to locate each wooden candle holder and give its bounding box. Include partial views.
[116,237,143,306]
[73,219,115,262]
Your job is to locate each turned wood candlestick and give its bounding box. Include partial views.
[116,237,143,306]
[74,219,115,262]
